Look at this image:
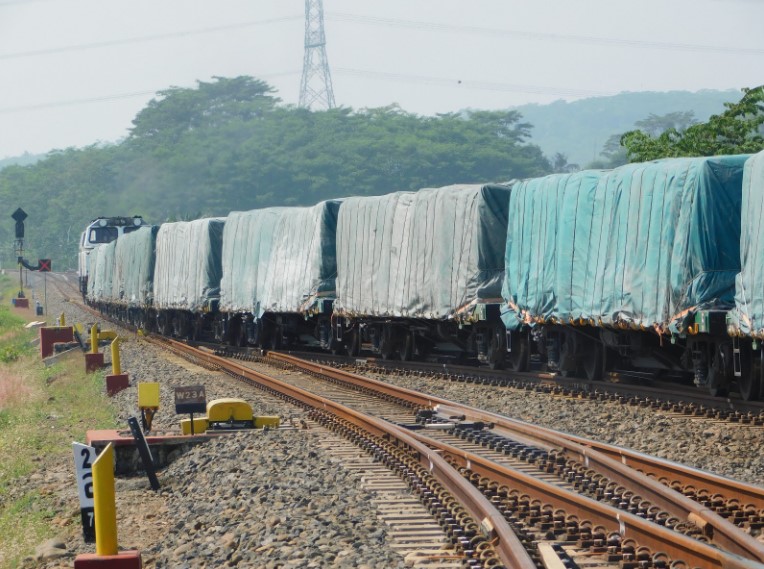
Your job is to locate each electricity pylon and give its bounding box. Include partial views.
[298,0,336,110]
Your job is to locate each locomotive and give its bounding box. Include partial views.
[77,216,148,298]
[82,150,764,400]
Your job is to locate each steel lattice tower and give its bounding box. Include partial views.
[298,0,336,110]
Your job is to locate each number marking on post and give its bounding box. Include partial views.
[72,442,97,543]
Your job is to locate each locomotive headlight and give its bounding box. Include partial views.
[99,219,108,227]
[133,217,142,226]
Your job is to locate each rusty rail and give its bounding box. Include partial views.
[168,341,536,569]
[268,351,764,564]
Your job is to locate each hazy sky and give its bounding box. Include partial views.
[1,0,762,159]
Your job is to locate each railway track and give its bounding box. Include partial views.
[150,338,764,569]
[50,288,764,567]
[276,349,764,425]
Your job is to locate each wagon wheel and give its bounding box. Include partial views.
[399,332,415,361]
[379,326,396,360]
[269,324,282,350]
[190,316,204,342]
[583,341,604,382]
[705,343,733,398]
[738,346,762,401]
[558,332,580,378]
[486,325,506,370]
[236,320,249,347]
[346,327,361,357]
[504,330,529,372]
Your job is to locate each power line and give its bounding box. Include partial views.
[0,90,157,114]
[0,10,757,66]
[327,12,764,56]
[0,16,302,61]
[334,68,616,98]
[0,71,301,114]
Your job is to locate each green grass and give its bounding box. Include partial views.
[0,275,119,567]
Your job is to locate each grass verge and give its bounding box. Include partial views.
[0,275,118,567]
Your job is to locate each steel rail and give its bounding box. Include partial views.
[280,348,764,416]
[167,340,536,569]
[268,351,764,563]
[409,430,764,569]
[558,432,764,511]
[264,350,764,512]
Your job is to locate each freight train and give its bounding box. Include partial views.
[80,150,764,400]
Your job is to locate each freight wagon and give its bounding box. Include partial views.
[333,184,511,362]
[502,155,751,396]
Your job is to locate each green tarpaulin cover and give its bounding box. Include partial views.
[113,226,158,307]
[220,200,341,316]
[335,184,510,320]
[731,150,764,337]
[153,218,225,311]
[502,155,748,333]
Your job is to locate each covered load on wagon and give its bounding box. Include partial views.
[112,225,158,307]
[220,200,342,316]
[730,150,764,338]
[334,184,511,321]
[502,155,748,333]
[153,218,225,311]
[86,241,116,303]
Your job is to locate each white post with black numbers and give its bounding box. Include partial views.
[72,442,97,543]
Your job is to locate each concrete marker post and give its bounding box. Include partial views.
[74,442,143,568]
[85,323,105,373]
[93,443,117,556]
[105,337,129,396]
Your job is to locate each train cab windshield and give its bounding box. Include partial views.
[88,226,118,244]
[85,221,144,245]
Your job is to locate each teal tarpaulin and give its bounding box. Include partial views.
[731,150,764,337]
[87,241,116,303]
[502,155,748,332]
[220,200,342,316]
[112,226,158,307]
[153,218,225,311]
[335,184,510,320]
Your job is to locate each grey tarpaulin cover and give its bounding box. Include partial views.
[153,218,225,311]
[85,245,100,301]
[87,241,116,302]
[112,226,158,307]
[220,200,342,316]
[334,184,510,320]
[731,150,764,337]
[502,155,748,332]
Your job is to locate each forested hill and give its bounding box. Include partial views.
[0,77,550,268]
[513,90,738,167]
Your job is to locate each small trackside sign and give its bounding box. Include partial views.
[174,385,206,415]
[72,442,96,543]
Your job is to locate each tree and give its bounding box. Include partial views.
[633,111,697,137]
[129,76,279,144]
[550,152,579,173]
[622,86,764,162]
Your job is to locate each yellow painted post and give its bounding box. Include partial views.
[59,312,65,326]
[111,337,121,375]
[90,324,98,354]
[92,443,118,556]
